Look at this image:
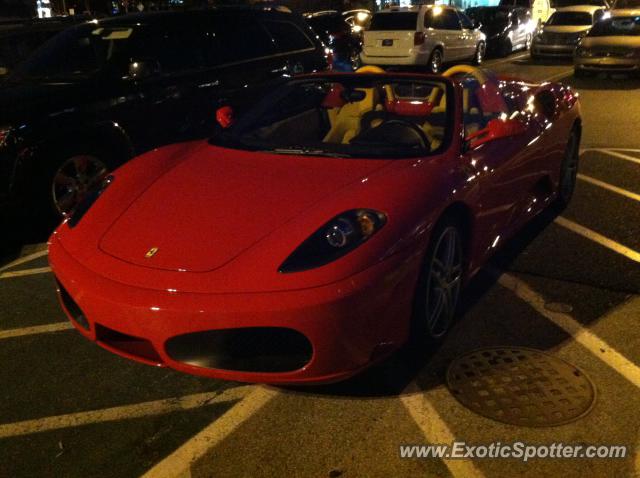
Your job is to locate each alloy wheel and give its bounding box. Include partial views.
[425,226,463,339]
[559,133,579,205]
[52,155,109,216]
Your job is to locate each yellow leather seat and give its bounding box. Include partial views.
[323,87,380,144]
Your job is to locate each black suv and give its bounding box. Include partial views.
[0,8,328,220]
[304,11,362,71]
[466,6,532,57]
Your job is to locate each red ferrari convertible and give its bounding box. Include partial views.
[48,65,581,384]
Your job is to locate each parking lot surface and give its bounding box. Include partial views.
[1,53,640,477]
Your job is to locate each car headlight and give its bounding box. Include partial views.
[278,209,387,273]
[67,175,114,228]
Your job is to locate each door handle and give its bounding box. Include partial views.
[270,65,290,75]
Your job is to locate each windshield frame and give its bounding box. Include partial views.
[209,74,457,160]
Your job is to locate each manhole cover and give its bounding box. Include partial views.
[446,347,596,427]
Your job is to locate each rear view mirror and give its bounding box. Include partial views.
[216,106,234,129]
[127,59,161,80]
[466,118,526,149]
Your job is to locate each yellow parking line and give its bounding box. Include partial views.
[0,266,52,280]
[0,387,250,439]
[555,216,640,263]
[594,149,640,166]
[142,386,278,478]
[0,322,73,340]
[498,272,640,389]
[0,249,48,272]
[401,384,486,478]
[578,174,640,203]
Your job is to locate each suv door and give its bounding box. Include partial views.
[112,22,213,151]
[457,11,478,59]
[431,9,464,61]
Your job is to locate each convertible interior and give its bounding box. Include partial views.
[240,65,511,156]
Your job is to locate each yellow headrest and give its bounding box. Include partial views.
[356,65,386,74]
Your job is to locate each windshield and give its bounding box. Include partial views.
[546,12,594,26]
[466,8,510,25]
[9,24,132,81]
[588,16,640,36]
[211,77,452,159]
[369,12,419,31]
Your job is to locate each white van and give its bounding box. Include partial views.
[360,5,486,73]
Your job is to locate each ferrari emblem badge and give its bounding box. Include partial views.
[145,247,159,258]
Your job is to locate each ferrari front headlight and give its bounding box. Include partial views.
[279,209,387,273]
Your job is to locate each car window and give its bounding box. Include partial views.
[588,16,640,36]
[211,16,276,63]
[132,29,209,73]
[434,9,462,30]
[262,20,313,53]
[458,12,475,29]
[9,25,131,81]
[369,12,419,30]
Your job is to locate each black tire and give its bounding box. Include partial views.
[473,42,485,65]
[501,38,512,57]
[35,145,117,224]
[574,67,591,78]
[411,217,465,344]
[556,128,580,209]
[427,48,443,74]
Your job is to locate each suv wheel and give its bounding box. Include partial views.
[428,48,443,74]
[473,42,485,65]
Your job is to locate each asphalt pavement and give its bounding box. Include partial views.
[1,51,639,478]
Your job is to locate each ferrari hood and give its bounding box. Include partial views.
[99,146,392,272]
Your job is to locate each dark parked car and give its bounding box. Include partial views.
[304,10,362,70]
[466,6,533,56]
[0,8,329,220]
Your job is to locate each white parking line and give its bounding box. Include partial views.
[141,386,278,478]
[484,52,529,67]
[0,386,250,439]
[0,266,52,280]
[555,216,640,263]
[401,383,486,478]
[591,149,640,166]
[498,272,640,389]
[0,249,48,272]
[0,322,73,340]
[578,174,640,203]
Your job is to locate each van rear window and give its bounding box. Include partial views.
[369,12,418,31]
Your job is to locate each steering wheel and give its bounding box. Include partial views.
[442,64,489,84]
[353,119,430,151]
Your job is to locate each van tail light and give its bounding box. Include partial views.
[414,32,425,45]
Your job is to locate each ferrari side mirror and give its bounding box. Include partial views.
[216,106,234,129]
[465,117,526,149]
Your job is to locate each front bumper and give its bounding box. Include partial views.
[48,235,420,384]
[532,42,576,57]
[574,56,640,73]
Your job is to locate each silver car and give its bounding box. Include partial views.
[361,5,486,73]
[531,5,607,58]
[575,10,640,76]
